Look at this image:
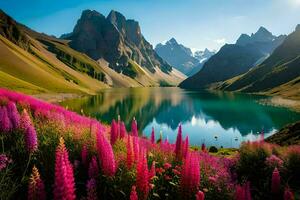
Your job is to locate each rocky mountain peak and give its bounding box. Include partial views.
[295,24,300,32]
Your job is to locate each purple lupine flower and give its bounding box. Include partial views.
[120,122,127,138]
[130,186,138,200]
[81,144,88,168]
[136,149,149,200]
[131,118,138,136]
[284,187,294,200]
[0,154,12,171]
[96,129,116,177]
[180,152,200,198]
[25,125,38,153]
[7,101,20,129]
[175,124,183,161]
[86,178,97,200]
[271,168,280,194]
[28,166,46,200]
[183,135,189,159]
[88,156,99,179]
[0,106,12,133]
[195,191,205,200]
[53,138,76,200]
[110,119,118,145]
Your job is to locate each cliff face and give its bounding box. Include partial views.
[66,10,172,74]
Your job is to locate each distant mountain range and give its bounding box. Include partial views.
[221,25,300,99]
[180,26,286,89]
[155,38,215,76]
[0,9,185,94]
[63,10,185,83]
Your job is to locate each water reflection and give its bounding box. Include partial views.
[60,87,300,147]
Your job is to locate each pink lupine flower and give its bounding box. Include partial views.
[271,168,280,194]
[180,152,200,198]
[88,156,99,179]
[156,167,165,175]
[53,138,76,200]
[0,154,12,171]
[163,162,172,170]
[110,120,118,145]
[28,166,46,200]
[7,101,20,129]
[130,186,138,200]
[195,190,205,200]
[96,129,116,176]
[284,187,294,200]
[150,127,155,144]
[127,135,134,169]
[175,124,183,161]
[136,150,149,200]
[25,124,38,153]
[86,178,97,200]
[133,136,140,161]
[183,136,189,158]
[81,144,88,168]
[120,122,127,138]
[0,106,12,133]
[235,182,251,200]
[265,155,283,169]
[164,175,172,181]
[20,109,32,130]
[131,118,138,136]
[149,161,156,181]
[172,169,181,176]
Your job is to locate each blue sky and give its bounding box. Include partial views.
[1,0,300,51]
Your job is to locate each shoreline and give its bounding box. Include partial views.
[258,96,300,112]
[32,93,86,103]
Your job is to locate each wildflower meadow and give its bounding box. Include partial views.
[0,88,299,200]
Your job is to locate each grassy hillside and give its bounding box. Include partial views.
[0,9,185,95]
[223,25,300,98]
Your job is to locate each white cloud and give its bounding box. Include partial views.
[213,38,226,45]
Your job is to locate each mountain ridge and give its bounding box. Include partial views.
[179,26,286,89]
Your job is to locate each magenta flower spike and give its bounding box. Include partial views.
[136,149,149,200]
[150,127,155,144]
[175,124,183,161]
[0,106,12,133]
[127,135,134,169]
[25,124,38,153]
[131,118,138,136]
[110,119,118,145]
[195,190,205,200]
[96,129,116,176]
[271,168,281,194]
[81,144,88,168]
[86,178,97,200]
[284,187,294,200]
[7,101,20,129]
[235,182,252,200]
[27,166,46,200]
[183,135,189,159]
[180,152,200,198]
[120,122,127,138]
[133,136,140,162]
[53,138,76,200]
[88,156,99,179]
[130,186,138,200]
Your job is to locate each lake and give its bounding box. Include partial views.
[59,87,300,148]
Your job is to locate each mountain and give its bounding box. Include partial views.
[179,27,286,89]
[63,10,185,85]
[155,38,199,75]
[194,48,215,63]
[221,25,300,100]
[0,10,185,95]
[155,38,215,76]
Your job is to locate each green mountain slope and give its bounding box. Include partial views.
[179,27,285,89]
[0,9,185,95]
[223,25,300,99]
